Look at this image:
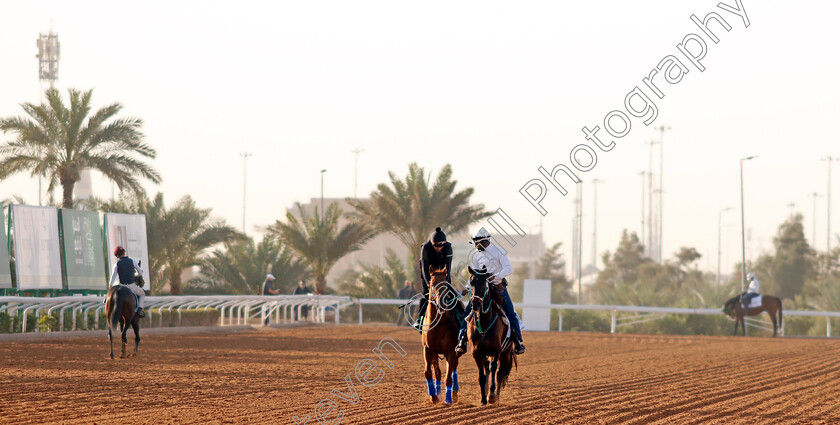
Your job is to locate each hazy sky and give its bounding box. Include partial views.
[1,0,838,275]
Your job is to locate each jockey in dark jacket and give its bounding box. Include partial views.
[108,246,146,318]
[415,227,465,330]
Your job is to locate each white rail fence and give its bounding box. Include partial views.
[3,296,839,337]
[0,295,351,333]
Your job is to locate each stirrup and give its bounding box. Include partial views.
[136,308,146,318]
[514,341,526,355]
[455,339,468,354]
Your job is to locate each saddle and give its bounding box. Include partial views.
[741,294,762,308]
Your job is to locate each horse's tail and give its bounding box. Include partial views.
[498,347,517,390]
[107,288,122,332]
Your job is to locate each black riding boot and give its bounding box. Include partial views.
[455,328,468,354]
[136,307,146,318]
[414,297,427,331]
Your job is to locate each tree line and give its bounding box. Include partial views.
[2,88,838,327]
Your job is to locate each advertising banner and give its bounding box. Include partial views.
[11,205,62,290]
[103,213,150,291]
[60,209,107,290]
[0,206,11,288]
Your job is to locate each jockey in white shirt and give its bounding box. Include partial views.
[455,228,526,355]
[741,272,760,308]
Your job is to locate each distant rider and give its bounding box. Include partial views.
[456,228,526,355]
[741,272,760,308]
[109,246,146,318]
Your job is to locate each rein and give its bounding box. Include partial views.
[473,282,498,337]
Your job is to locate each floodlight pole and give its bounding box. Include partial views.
[320,169,327,221]
[740,156,757,293]
[239,152,252,234]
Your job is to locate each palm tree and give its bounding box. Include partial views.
[266,202,375,294]
[348,163,491,282]
[87,192,241,294]
[192,235,309,295]
[0,88,161,208]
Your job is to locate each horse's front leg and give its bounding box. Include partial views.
[488,356,498,404]
[433,357,442,398]
[741,317,746,336]
[733,317,739,336]
[474,353,488,406]
[444,354,458,406]
[424,347,438,403]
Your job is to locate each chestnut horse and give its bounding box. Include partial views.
[466,266,517,406]
[723,294,783,337]
[421,266,461,406]
[105,274,143,359]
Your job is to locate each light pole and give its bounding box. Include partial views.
[824,156,837,255]
[320,169,327,221]
[718,207,733,287]
[645,140,658,260]
[639,171,646,251]
[576,179,584,304]
[592,178,602,273]
[239,152,252,234]
[809,192,822,245]
[740,155,758,293]
[352,148,364,199]
[655,125,670,265]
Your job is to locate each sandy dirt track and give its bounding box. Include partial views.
[2,324,840,424]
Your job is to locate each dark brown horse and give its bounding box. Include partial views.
[723,294,783,336]
[466,267,517,406]
[421,266,461,406]
[105,274,143,359]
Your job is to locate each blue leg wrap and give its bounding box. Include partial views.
[453,370,459,391]
[435,380,441,396]
[426,378,436,396]
[445,386,453,404]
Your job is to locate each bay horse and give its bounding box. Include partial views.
[421,266,461,406]
[723,294,783,337]
[105,273,143,359]
[466,266,517,406]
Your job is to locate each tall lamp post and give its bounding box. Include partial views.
[577,179,584,304]
[592,178,603,273]
[320,169,327,221]
[740,155,758,293]
[239,152,252,234]
[824,156,837,255]
[717,207,733,287]
[654,125,670,265]
[638,171,646,251]
[645,140,658,260]
[352,148,364,199]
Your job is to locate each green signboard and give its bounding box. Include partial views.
[59,209,107,290]
[0,205,11,288]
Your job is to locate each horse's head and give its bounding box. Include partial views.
[428,265,454,306]
[468,265,489,310]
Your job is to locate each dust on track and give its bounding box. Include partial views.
[1,325,839,424]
